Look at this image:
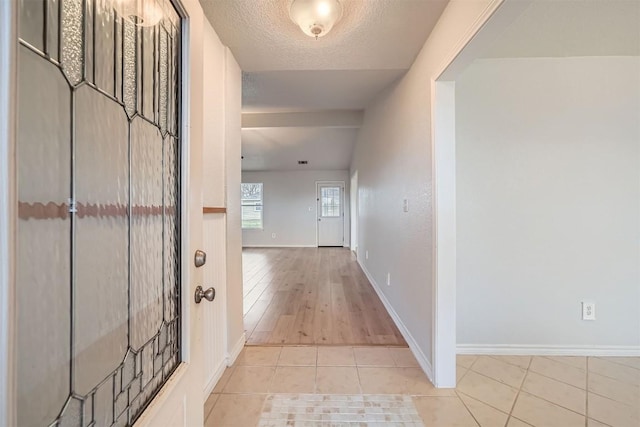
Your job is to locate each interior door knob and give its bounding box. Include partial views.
[194,286,215,303]
[194,249,207,267]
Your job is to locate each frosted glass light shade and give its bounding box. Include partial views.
[113,0,163,27]
[289,0,343,38]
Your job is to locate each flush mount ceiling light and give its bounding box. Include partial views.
[113,0,163,27]
[289,0,343,39]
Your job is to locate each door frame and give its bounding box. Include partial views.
[315,180,345,247]
[350,171,358,253]
[429,0,531,388]
[0,0,17,424]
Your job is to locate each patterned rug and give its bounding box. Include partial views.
[258,394,424,426]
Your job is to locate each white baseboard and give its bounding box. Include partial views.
[205,335,245,397]
[204,360,227,397]
[357,260,434,382]
[226,332,246,366]
[242,245,317,248]
[457,344,640,357]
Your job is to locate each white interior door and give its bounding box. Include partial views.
[9,0,206,425]
[317,182,345,247]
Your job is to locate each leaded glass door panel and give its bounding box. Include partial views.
[15,1,187,425]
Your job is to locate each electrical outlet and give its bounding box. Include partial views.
[582,302,596,320]
[386,273,391,286]
[365,250,369,260]
[403,199,409,213]
[271,233,276,239]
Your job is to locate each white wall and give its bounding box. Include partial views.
[203,19,244,361]
[202,21,226,209]
[223,47,244,358]
[241,170,350,247]
[201,17,244,374]
[350,0,497,377]
[456,57,640,350]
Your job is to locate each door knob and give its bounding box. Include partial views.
[194,249,206,267]
[194,286,215,303]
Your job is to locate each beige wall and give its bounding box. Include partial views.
[350,0,498,373]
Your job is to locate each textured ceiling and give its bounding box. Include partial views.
[199,0,449,171]
[483,0,640,58]
[242,128,358,171]
[242,69,405,111]
[212,0,640,171]
[200,0,449,72]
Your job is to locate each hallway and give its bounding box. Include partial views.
[243,248,406,346]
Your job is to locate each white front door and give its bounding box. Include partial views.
[7,0,207,425]
[317,182,345,247]
[136,0,207,424]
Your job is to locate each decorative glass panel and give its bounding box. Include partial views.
[93,0,116,95]
[47,0,61,62]
[141,26,156,120]
[168,28,178,135]
[321,186,341,217]
[158,26,168,133]
[74,85,129,395]
[130,117,164,350]
[60,0,84,86]
[17,1,182,426]
[164,137,179,320]
[123,19,137,117]
[17,45,71,427]
[19,0,45,52]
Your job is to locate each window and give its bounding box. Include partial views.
[241,183,263,229]
[321,186,341,217]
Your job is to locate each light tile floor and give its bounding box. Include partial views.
[204,347,640,427]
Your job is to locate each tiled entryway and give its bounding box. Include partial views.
[204,346,640,427]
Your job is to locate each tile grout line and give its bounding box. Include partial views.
[539,355,589,370]
[354,363,364,395]
[511,383,589,419]
[455,389,512,421]
[486,354,532,370]
[583,368,640,387]
[453,389,482,427]
[503,354,534,427]
[464,367,522,392]
[458,356,597,422]
[527,366,586,390]
[596,357,640,372]
[585,356,589,427]
[457,365,470,384]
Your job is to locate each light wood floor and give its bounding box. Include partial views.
[242,247,407,346]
